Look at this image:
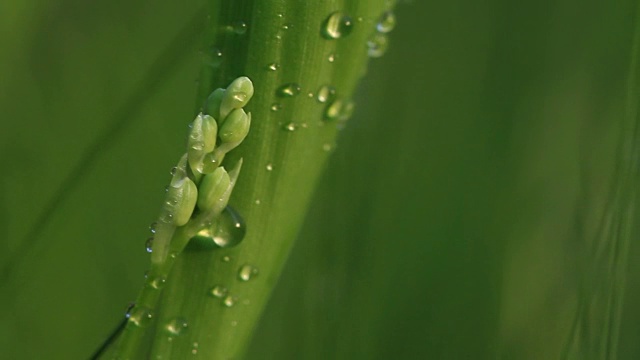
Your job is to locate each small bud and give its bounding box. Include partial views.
[197,167,231,212]
[219,109,251,145]
[204,88,225,120]
[163,178,198,226]
[187,114,206,173]
[202,114,217,153]
[219,76,254,119]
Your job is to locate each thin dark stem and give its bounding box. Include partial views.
[89,317,128,360]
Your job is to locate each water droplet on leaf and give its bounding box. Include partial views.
[283,122,296,131]
[321,11,354,39]
[277,83,301,97]
[165,317,188,336]
[316,85,336,103]
[228,20,247,35]
[127,306,153,327]
[223,295,236,307]
[210,285,228,298]
[145,237,154,253]
[266,163,273,171]
[189,206,246,249]
[238,264,259,281]
[266,63,279,71]
[376,11,396,33]
[208,47,223,67]
[271,103,282,112]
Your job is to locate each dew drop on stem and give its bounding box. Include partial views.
[165,317,188,336]
[321,11,354,39]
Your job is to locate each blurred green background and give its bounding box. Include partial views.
[1,0,638,359]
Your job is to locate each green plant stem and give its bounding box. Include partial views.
[115,1,396,358]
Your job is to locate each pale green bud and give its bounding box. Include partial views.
[197,167,231,212]
[204,88,225,120]
[188,114,218,174]
[219,76,254,119]
[219,109,251,145]
[163,178,198,226]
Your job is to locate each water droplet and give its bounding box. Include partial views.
[222,256,231,262]
[283,122,296,131]
[367,33,389,58]
[277,13,284,18]
[191,342,199,355]
[208,47,223,67]
[324,98,355,122]
[209,285,228,298]
[145,237,154,253]
[170,167,177,176]
[254,199,261,205]
[238,264,258,281]
[127,306,153,327]
[270,103,282,112]
[148,275,166,290]
[149,222,157,234]
[190,206,246,249]
[282,24,292,30]
[223,295,236,307]
[323,143,333,152]
[191,142,205,151]
[228,20,247,35]
[327,53,336,62]
[266,63,279,71]
[316,85,336,103]
[266,163,273,171]
[159,211,174,224]
[165,317,188,336]
[376,11,396,33]
[230,320,238,327]
[321,11,354,39]
[277,83,301,97]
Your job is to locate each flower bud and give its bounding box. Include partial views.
[219,109,250,145]
[197,167,231,212]
[163,178,198,226]
[219,76,254,119]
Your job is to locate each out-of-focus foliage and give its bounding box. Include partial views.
[0,0,638,359]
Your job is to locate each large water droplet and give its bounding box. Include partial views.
[209,285,228,298]
[127,306,153,327]
[321,11,354,39]
[367,33,389,58]
[165,317,188,336]
[376,11,396,33]
[283,122,296,132]
[266,163,273,171]
[316,85,336,103]
[189,206,246,249]
[238,264,259,281]
[276,83,301,97]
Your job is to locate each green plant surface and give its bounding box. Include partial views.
[1,0,640,360]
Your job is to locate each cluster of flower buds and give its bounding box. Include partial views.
[150,76,254,264]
